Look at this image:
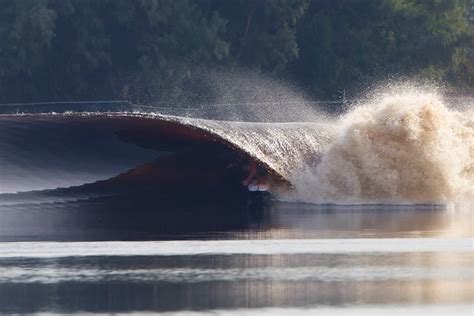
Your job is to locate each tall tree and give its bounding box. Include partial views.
[205,0,309,73]
[0,0,56,101]
[292,0,473,98]
[0,0,230,104]
[0,0,471,104]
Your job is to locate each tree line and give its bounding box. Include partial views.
[0,0,472,106]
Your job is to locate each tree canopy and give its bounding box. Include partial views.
[0,0,471,105]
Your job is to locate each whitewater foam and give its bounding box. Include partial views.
[290,91,474,204]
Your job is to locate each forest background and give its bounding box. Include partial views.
[0,0,472,108]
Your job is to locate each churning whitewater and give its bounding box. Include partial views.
[290,91,474,204]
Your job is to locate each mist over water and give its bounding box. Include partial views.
[178,69,332,122]
[210,71,325,122]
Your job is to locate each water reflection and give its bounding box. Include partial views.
[0,197,472,314]
[234,203,474,239]
[0,194,471,240]
[0,251,472,313]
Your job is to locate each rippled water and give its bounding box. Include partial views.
[0,201,472,315]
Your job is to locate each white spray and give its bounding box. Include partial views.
[289,89,474,204]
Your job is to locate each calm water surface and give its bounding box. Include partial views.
[0,198,472,315]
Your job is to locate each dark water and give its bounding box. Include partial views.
[0,197,472,315]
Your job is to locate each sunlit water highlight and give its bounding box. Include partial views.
[0,238,471,257]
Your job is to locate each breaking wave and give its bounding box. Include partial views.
[290,91,474,204]
[0,89,472,205]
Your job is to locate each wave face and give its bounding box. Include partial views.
[0,113,335,195]
[290,92,474,204]
[0,115,159,193]
[171,116,335,182]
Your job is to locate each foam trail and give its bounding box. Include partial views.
[290,91,474,204]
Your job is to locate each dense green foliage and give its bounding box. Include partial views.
[0,0,472,104]
[294,0,473,97]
